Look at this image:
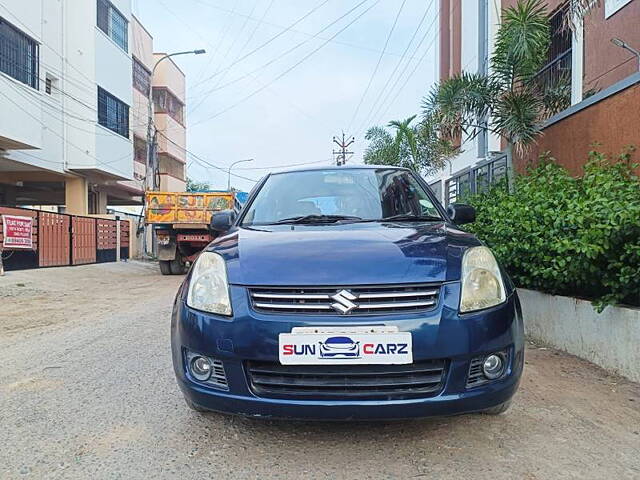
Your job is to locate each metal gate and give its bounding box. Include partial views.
[38,212,70,267]
[96,219,117,263]
[119,220,130,260]
[71,216,97,265]
[1,206,132,271]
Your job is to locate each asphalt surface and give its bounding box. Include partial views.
[1,261,639,479]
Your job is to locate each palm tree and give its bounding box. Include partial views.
[424,0,552,191]
[364,115,454,174]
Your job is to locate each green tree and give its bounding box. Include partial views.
[424,0,552,190]
[363,115,454,175]
[186,178,210,192]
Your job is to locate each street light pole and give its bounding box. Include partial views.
[227,159,254,191]
[146,49,206,191]
[144,49,205,258]
[611,38,640,72]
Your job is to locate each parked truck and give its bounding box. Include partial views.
[145,191,237,275]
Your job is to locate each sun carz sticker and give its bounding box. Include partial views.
[279,332,412,365]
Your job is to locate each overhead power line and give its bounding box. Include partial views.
[189,0,371,108]
[354,4,441,141]
[187,0,423,63]
[363,17,441,136]
[150,1,335,139]
[155,130,258,183]
[190,0,381,127]
[346,0,407,134]
[188,0,332,92]
[351,0,436,137]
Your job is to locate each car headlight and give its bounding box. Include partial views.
[460,246,506,313]
[186,252,232,316]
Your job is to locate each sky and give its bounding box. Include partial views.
[133,0,440,192]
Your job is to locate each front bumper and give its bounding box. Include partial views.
[171,283,524,420]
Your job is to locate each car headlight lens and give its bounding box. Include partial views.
[186,252,232,315]
[460,246,506,313]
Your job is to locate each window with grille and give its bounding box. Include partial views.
[533,3,572,114]
[132,57,150,95]
[97,86,129,138]
[97,0,128,52]
[0,17,39,89]
[134,136,147,164]
[153,87,184,125]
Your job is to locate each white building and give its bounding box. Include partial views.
[0,0,137,214]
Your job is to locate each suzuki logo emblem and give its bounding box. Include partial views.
[331,289,358,314]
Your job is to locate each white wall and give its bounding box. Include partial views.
[520,289,640,383]
[0,1,46,152]
[0,0,133,180]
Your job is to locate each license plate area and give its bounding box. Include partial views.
[279,326,412,365]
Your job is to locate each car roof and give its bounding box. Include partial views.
[269,164,410,175]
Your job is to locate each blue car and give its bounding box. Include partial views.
[319,337,360,358]
[171,166,524,420]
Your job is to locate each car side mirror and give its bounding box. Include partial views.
[447,203,476,225]
[209,210,235,233]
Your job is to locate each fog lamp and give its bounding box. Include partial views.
[190,356,212,381]
[483,354,504,379]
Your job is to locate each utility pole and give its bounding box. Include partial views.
[332,133,354,166]
[146,49,206,192]
[144,49,205,257]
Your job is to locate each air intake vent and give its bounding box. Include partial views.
[466,357,488,388]
[246,360,447,400]
[249,284,440,315]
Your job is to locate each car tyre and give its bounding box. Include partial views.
[183,395,208,412]
[481,399,512,415]
[159,260,172,275]
[170,258,187,275]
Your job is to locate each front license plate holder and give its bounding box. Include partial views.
[279,326,412,365]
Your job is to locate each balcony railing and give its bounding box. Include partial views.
[533,49,572,117]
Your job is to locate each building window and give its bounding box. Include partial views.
[533,3,572,115]
[134,136,147,164]
[159,155,186,181]
[132,57,151,95]
[605,0,633,18]
[44,74,59,96]
[153,87,184,125]
[97,0,128,52]
[0,17,39,89]
[97,86,129,138]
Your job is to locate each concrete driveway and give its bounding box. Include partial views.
[1,262,638,479]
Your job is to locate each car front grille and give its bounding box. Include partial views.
[248,284,440,315]
[245,360,447,400]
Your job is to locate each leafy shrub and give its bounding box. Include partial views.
[465,149,640,311]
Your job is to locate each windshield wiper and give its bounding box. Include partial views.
[378,213,443,222]
[269,214,363,225]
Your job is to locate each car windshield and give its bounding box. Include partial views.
[241,168,442,226]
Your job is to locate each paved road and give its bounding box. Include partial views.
[1,262,639,479]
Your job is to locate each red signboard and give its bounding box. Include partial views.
[2,215,33,249]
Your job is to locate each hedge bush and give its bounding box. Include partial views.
[465,149,640,311]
